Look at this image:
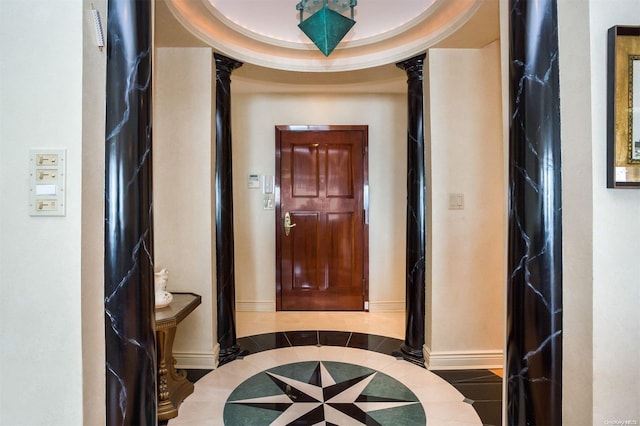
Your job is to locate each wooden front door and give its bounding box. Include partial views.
[276,125,368,311]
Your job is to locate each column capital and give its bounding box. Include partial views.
[214,53,243,75]
[396,53,426,77]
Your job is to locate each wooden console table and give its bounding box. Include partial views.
[155,292,201,421]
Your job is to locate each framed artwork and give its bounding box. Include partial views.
[607,26,640,188]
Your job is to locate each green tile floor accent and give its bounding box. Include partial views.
[224,361,426,425]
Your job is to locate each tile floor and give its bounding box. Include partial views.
[168,312,503,426]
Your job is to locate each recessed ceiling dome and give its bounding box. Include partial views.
[164,0,486,72]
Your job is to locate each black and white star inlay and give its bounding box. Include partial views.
[225,361,424,425]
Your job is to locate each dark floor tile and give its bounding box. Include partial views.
[238,332,291,354]
[347,333,403,355]
[318,330,351,346]
[347,332,386,351]
[432,370,502,424]
[285,330,318,346]
[452,382,502,402]
[433,369,502,384]
[237,336,264,355]
[185,369,213,383]
[473,400,503,426]
[373,337,405,356]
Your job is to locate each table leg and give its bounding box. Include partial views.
[157,325,195,421]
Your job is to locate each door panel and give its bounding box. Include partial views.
[276,125,368,311]
[292,145,320,197]
[326,212,354,289]
[289,212,320,291]
[326,145,354,197]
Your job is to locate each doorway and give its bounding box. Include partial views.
[275,125,369,311]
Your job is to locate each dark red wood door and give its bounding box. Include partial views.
[276,125,368,311]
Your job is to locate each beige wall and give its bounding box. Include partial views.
[154,48,217,368]
[425,42,505,367]
[231,91,408,311]
[0,0,87,424]
[153,43,505,370]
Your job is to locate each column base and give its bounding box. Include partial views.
[392,344,425,367]
[218,344,247,366]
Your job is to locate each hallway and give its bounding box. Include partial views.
[167,312,502,425]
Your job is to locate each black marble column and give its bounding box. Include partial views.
[214,53,243,365]
[507,0,563,424]
[396,54,427,365]
[104,0,155,425]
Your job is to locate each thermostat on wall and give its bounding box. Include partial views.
[248,173,260,189]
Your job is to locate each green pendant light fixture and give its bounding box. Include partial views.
[296,0,357,56]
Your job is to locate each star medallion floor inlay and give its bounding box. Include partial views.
[169,345,484,425]
[224,360,425,425]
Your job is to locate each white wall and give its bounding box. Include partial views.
[154,48,217,368]
[588,0,640,423]
[425,42,505,368]
[81,0,107,423]
[557,1,594,424]
[504,0,640,422]
[231,92,408,311]
[0,0,85,424]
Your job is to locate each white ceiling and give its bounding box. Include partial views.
[158,0,500,73]
[209,0,438,45]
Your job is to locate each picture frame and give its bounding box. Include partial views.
[607,26,640,188]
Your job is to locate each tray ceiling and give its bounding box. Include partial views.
[160,0,498,72]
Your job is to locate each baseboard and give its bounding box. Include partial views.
[367,300,405,312]
[424,345,503,370]
[174,345,219,370]
[236,300,276,312]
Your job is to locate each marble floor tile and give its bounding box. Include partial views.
[169,313,501,425]
[170,346,483,426]
[236,311,405,339]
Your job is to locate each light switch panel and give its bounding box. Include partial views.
[35,153,59,166]
[30,149,66,216]
[448,193,464,210]
[36,169,58,181]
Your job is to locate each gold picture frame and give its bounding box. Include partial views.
[607,26,640,188]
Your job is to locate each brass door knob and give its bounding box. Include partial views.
[284,211,297,236]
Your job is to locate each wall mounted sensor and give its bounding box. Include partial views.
[91,6,105,51]
[262,175,274,194]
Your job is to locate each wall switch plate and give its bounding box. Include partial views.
[263,195,274,210]
[30,149,66,216]
[448,193,464,210]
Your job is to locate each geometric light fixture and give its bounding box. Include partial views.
[296,0,357,56]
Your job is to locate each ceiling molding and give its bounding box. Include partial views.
[163,0,484,72]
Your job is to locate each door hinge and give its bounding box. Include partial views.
[364,301,369,310]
